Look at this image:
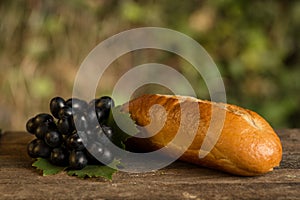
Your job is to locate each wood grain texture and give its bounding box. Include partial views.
[0,130,299,200]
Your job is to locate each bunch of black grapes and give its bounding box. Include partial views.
[26,96,116,170]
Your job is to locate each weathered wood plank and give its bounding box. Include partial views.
[0,130,299,200]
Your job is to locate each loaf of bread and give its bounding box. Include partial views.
[122,94,282,176]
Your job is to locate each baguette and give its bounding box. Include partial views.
[122,94,282,176]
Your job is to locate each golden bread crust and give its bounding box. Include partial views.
[122,94,282,176]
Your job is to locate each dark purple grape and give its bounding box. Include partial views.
[57,118,74,135]
[73,112,89,131]
[86,107,100,127]
[26,117,36,134]
[99,147,114,164]
[88,96,114,122]
[85,142,104,164]
[62,134,68,142]
[91,125,104,140]
[34,113,54,127]
[95,108,107,123]
[84,128,95,140]
[50,148,69,166]
[35,125,49,139]
[66,98,88,113]
[48,121,57,130]
[102,125,114,141]
[93,125,114,145]
[32,139,51,158]
[95,96,114,111]
[27,139,40,158]
[66,131,87,150]
[95,127,111,145]
[69,151,88,170]
[58,106,74,119]
[50,97,66,119]
[44,130,63,148]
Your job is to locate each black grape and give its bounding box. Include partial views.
[50,97,66,119]
[69,151,88,170]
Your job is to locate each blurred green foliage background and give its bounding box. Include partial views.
[0,0,299,130]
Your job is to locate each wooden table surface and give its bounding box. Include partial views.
[0,129,299,200]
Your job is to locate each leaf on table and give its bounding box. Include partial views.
[32,158,120,180]
[67,159,120,179]
[32,158,65,176]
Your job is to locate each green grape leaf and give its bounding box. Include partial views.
[67,159,120,179]
[106,105,139,149]
[32,158,120,180]
[32,158,65,176]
